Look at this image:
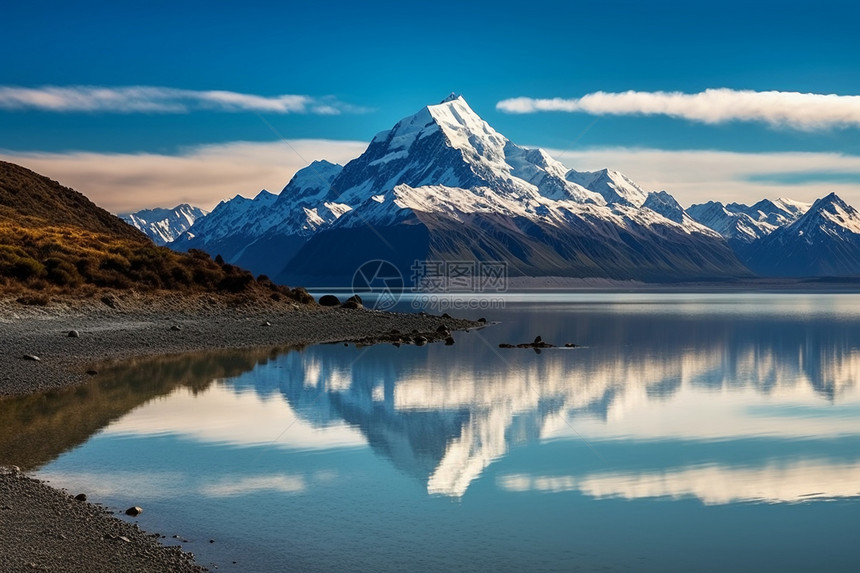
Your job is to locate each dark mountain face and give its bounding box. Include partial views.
[280,206,750,286]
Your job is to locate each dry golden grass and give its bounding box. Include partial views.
[0,161,313,305]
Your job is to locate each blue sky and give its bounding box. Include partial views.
[2,0,860,212]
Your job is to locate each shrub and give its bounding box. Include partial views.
[187,249,211,261]
[217,272,254,293]
[45,258,82,287]
[169,265,193,286]
[4,256,45,281]
[100,253,131,273]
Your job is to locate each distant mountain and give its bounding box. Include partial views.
[170,160,349,277]
[741,193,860,277]
[120,204,208,246]
[174,95,748,284]
[0,160,311,302]
[688,198,809,250]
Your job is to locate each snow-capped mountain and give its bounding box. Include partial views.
[273,96,748,284]
[171,160,351,276]
[173,95,755,284]
[687,198,809,250]
[741,193,860,277]
[120,204,207,246]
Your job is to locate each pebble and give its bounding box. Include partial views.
[125,506,143,517]
[22,355,41,361]
[68,330,80,338]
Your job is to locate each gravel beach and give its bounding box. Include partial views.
[0,291,482,571]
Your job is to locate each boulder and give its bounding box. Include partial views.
[341,297,362,309]
[318,294,341,307]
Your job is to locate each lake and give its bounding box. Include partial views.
[4,292,860,571]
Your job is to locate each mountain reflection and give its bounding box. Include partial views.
[235,304,860,498]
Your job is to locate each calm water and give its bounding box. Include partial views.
[4,293,860,571]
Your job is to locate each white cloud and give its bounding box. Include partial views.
[497,89,860,130]
[0,85,366,114]
[546,146,860,207]
[0,139,367,213]
[4,141,860,213]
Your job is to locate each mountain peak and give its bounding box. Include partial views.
[279,160,344,204]
[815,191,846,208]
[440,92,462,104]
[786,192,860,238]
[565,167,649,207]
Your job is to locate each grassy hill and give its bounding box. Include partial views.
[0,161,312,304]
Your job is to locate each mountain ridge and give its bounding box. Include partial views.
[165,96,860,283]
[120,203,208,246]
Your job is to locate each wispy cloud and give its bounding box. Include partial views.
[0,85,366,114]
[497,89,860,130]
[0,140,367,213]
[4,142,860,213]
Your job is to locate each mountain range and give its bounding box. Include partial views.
[120,204,207,246]
[151,95,860,282]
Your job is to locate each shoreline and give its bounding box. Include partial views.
[0,291,480,397]
[1,291,482,572]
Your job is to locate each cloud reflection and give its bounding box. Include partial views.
[498,460,860,504]
[201,474,307,497]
